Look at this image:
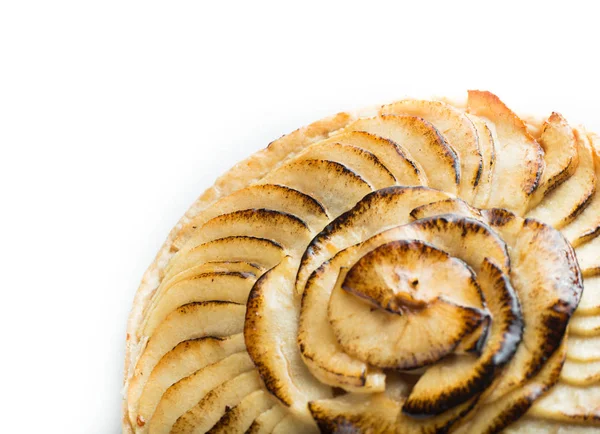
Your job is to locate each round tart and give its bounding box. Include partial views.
[123,91,600,433]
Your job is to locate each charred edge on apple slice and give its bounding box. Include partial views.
[326,142,398,183]
[264,184,329,217]
[176,300,244,315]
[560,186,597,227]
[576,225,600,246]
[205,208,311,231]
[298,158,373,189]
[183,271,257,282]
[482,208,517,227]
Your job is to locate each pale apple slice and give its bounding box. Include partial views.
[381,99,483,200]
[528,383,600,425]
[298,142,396,189]
[260,158,372,218]
[567,335,600,361]
[173,184,329,250]
[467,114,496,209]
[455,340,566,434]
[505,418,600,433]
[403,259,522,417]
[128,301,246,425]
[527,129,596,228]
[482,214,582,400]
[467,90,544,214]
[577,276,600,315]
[136,334,245,427]
[162,236,284,284]
[142,271,257,336]
[529,112,579,208]
[244,256,332,409]
[171,370,262,433]
[561,359,600,386]
[271,414,320,434]
[329,259,487,369]
[323,130,427,185]
[148,352,254,434]
[207,390,275,434]
[344,114,460,192]
[191,209,312,254]
[246,405,288,434]
[575,235,600,277]
[570,314,600,336]
[296,186,450,294]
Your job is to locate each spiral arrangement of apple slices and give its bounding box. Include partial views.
[124,91,600,433]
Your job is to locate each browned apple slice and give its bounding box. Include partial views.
[467,114,496,208]
[381,99,483,200]
[403,259,522,417]
[128,301,246,425]
[454,340,566,434]
[173,184,329,251]
[467,90,544,214]
[329,248,487,369]
[149,352,254,434]
[260,158,372,218]
[244,257,332,410]
[207,390,275,434]
[527,128,596,228]
[575,235,600,277]
[297,142,396,189]
[171,370,263,433]
[528,383,600,425]
[246,405,288,434]
[577,276,600,315]
[136,334,245,427]
[570,314,600,336]
[567,336,600,361]
[296,186,450,293]
[529,112,579,208]
[410,197,482,221]
[162,236,284,284]
[561,359,600,386]
[323,130,427,185]
[344,115,460,192]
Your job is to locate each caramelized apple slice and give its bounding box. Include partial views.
[207,390,275,434]
[527,128,596,229]
[381,99,483,200]
[246,406,288,434]
[260,158,372,218]
[298,142,396,188]
[244,257,332,409]
[467,90,544,214]
[344,114,460,192]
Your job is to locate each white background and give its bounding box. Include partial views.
[1,1,599,432]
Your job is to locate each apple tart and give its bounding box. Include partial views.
[123,91,600,433]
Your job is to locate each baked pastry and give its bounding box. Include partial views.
[123,91,600,433]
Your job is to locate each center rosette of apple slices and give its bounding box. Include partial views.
[329,240,488,371]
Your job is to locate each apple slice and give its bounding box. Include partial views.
[128,301,246,424]
[298,142,396,189]
[191,209,312,254]
[162,236,284,284]
[527,128,596,229]
[570,314,600,337]
[344,115,460,192]
[504,418,600,433]
[467,90,544,214]
[244,256,332,409]
[296,186,450,294]
[567,336,600,361]
[529,112,579,208]
[381,99,483,201]
[403,259,523,417]
[467,114,496,209]
[454,339,566,434]
[260,158,372,218]
[561,359,600,386]
[323,130,427,185]
[575,235,600,277]
[410,197,481,221]
[142,271,257,336]
[207,390,275,434]
[246,405,288,434]
[148,352,254,434]
[136,334,245,427]
[528,383,600,425]
[171,370,262,433]
[577,276,600,315]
